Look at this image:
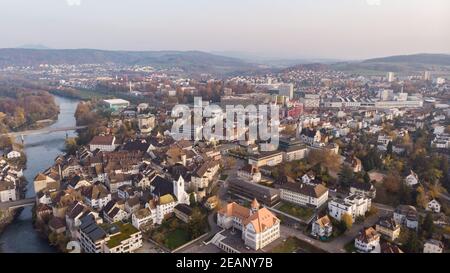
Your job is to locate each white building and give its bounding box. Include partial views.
[217,199,280,250]
[328,194,371,222]
[355,227,381,253]
[237,164,262,183]
[132,208,153,230]
[89,135,118,152]
[311,215,333,239]
[387,72,395,83]
[405,170,420,187]
[279,182,328,209]
[79,214,142,253]
[191,161,220,189]
[423,239,444,253]
[393,205,419,230]
[102,99,130,111]
[0,180,17,202]
[6,151,21,159]
[426,199,441,213]
[103,223,143,253]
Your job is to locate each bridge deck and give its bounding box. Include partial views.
[1,126,87,137]
[0,197,36,210]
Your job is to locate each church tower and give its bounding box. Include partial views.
[173,176,189,204]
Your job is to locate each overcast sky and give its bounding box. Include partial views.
[0,0,449,59]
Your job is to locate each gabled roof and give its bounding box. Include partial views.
[243,207,279,233]
[218,202,251,221]
[151,175,173,197]
[66,201,85,219]
[315,215,331,227]
[89,135,115,146]
[356,227,380,243]
[280,182,328,198]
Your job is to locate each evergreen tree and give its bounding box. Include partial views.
[422,212,434,238]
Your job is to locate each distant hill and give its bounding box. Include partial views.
[0,48,259,76]
[16,44,51,50]
[363,53,450,66]
[282,63,331,72]
[328,53,450,75]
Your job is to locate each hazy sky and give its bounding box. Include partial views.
[0,0,449,59]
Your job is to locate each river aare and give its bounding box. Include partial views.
[0,95,79,253]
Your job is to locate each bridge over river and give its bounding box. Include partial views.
[0,198,35,211]
[1,126,87,138]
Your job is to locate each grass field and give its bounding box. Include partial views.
[276,202,315,221]
[271,237,326,253]
[165,228,191,249]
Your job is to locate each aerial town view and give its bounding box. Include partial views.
[0,0,449,264]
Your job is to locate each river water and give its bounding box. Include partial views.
[0,95,79,253]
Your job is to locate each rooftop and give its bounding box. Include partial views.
[106,222,140,249]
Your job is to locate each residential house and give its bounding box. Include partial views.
[311,215,333,239]
[355,227,380,253]
[6,150,21,159]
[426,199,441,213]
[48,216,67,234]
[423,239,444,253]
[205,196,219,210]
[191,161,220,189]
[0,180,16,202]
[67,175,91,190]
[376,216,401,241]
[237,164,262,183]
[405,170,420,187]
[132,208,153,231]
[147,194,177,225]
[103,201,128,223]
[350,182,376,199]
[33,173,58,194]
[65,201,86,238]
[393,205,419,230]
[81,183,112,210]
[125,196,141,216]
[174,203,193,223]
[107,173,133,193]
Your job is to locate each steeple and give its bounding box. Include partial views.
[251,198,260,213]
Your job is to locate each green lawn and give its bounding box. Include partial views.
[271,237,300,253]
[271,236,326,253]
[150,217,205,250]
[165,228,191,249]
[277,202,315,221]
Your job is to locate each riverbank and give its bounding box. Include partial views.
[0,95,79,253]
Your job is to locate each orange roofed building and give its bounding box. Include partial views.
[217,199,280,250]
